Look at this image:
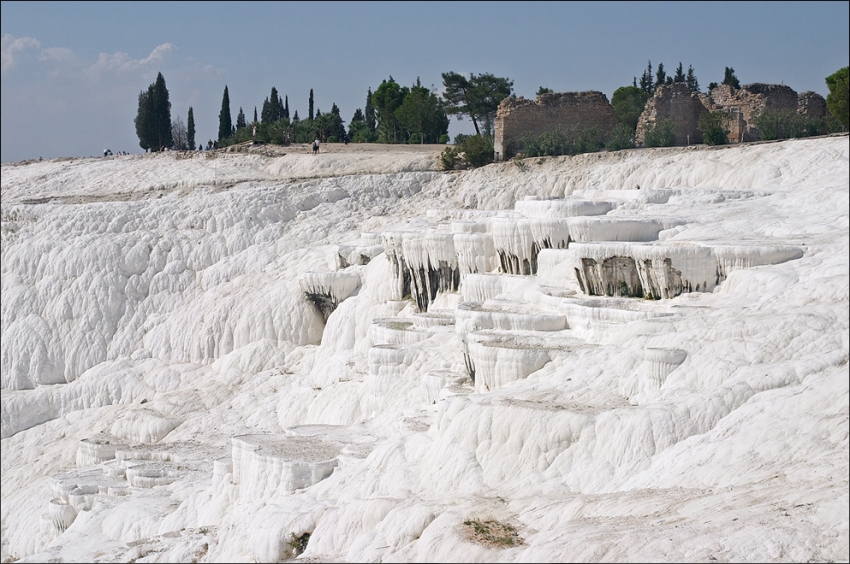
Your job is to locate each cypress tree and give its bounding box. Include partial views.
[639,61,653,94]
[722,67,740,89]
[253,106,258,124]
[654,63,667,90]
[365,87,376,132]
[151,72,172,151]
[673,62,686,83]
[218,85,232,142]
[261,97,271,124]
[236,107,246,130]
[686,65,700,93]
[135,86,153,151]
[270,87,281,122]
[284,95,289,119]
[308,89,314,121]
[187,106,196,149]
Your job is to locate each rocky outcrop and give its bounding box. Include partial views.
[636,83,708,146]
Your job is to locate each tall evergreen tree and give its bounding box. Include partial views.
[284,95,290,119]
[135,72,172,151]
[639,61,654,94]
[328,103,346,140]
[308,89,314,121]
[686,65,700,93]
[236,107,246,130]
[365,88,376,132]
[293,110,300,124]
[261,97,271,124]
[253,106,258,124]
[655,63,667,90]
[187,106,195,149]
[722,67,741,89]
[673,62,686,83]
[135,86,154,151]
[218,85,232,142]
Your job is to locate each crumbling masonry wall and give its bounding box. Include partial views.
[493,92,619,161]
[636,82,826,146]
[635,83,708,146]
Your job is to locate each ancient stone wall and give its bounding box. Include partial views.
[493,92,618,161]
[797,91,827,120]
[635,83,707,146]
[704,83,799,141]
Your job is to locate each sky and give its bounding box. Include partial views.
[1,1,848,163]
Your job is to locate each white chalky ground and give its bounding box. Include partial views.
[1,137,847,562]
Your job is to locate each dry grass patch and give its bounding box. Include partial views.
[462,518,524,548]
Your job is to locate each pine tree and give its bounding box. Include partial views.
[284,95,289,119]
[655,63,667,90]
[686,65,700,93]
[674,62,686,83]
[218,85,232,143]
[187,106,195,149]
[293,110,299,124]
[308,89,314,121]
[236,107,246,130]
[365,87,376,132]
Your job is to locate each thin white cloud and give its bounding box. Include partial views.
[1,34,41,75]
[85,43,176,77]
[38,47,75,64]
[140,43,175,64]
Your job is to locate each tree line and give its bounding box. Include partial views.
[135,64,848,156]
[134,71,515,151]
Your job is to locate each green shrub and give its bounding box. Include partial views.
[408,133,421,144]
[752,108,825,141]
[453,133,470,146]
[439,134,450,144]
[643,119,676,147]
[521,127,603,157]
[458,134,494,168]
[698,111,729,146]
[440,146,463,170]
[605,123,636,151]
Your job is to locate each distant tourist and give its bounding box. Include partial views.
[313,138,320,155]
[103,149,108,157]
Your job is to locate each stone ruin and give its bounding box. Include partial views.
[635,83,708,146]
[637,82,828,145]
[493,92,619,161]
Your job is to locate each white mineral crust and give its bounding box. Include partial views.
[1,139,847,563]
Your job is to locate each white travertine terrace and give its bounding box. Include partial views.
[515,197,615,218]
[488,217,572,275]
[565,242,804,299]
[76,436,128,467]
[422,370,470,404]
[453,232,497,277]
[410,309,455,329]
[230,434,340,500]
[643,348,688,385]
[455,299,568,338]
[299,271,362,321]
[370,318,434,346]
[1,138,846,563]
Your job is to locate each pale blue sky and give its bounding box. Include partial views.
[2,1,848,162]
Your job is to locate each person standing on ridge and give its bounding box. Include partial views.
[313,138,320,155]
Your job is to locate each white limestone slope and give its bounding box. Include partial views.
[1,137,847,563]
